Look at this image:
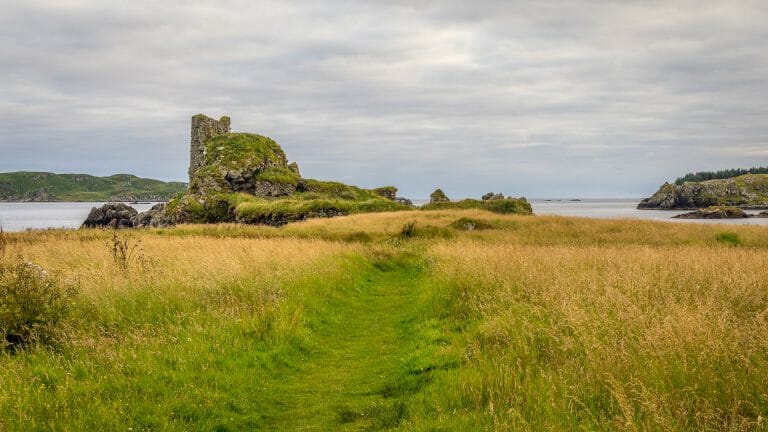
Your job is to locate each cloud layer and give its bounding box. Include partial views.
[1,0,767,197]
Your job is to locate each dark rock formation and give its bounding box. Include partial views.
[82,203,138,229]
[132,203,173,228]
[395,197,413,206]
[639,175,768,209]
[481,192,504,201]
[430,189,449,203]
[673,206,750,219]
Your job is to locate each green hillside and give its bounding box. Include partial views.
[0,172,187,202]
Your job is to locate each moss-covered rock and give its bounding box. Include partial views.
[373,186,397,200]
[430,189,449,203]
[421,197,533,215]
[189,133,299,197]
[152,116,411,227]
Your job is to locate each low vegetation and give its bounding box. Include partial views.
[1,211,768,430]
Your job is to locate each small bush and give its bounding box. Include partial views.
[716,231,741,246]
[0,261,77,350]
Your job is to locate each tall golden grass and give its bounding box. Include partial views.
[429,240,768,430]
[2,211,768,430]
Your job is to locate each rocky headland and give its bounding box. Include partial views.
[638,174,768,210]
[82,114,533,229]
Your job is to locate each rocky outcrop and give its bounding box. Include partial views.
[131,203,174,227]
[395,197,413,206]
[430,189,449,203]
[639,174,768,209]
[673,206,750,219]
[481,192,504,201]
[188,131,299,198]
[189,114,230,181]
[20,189,51,202]
[116,114,409,228]
[82,203,138,229]
[373,186,397,200]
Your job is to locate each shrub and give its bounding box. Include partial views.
[0,261,77,350]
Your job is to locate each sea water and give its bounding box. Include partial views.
[0,202,159,232]
[1,200,767,232]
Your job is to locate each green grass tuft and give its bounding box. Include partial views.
[716,231,741,246]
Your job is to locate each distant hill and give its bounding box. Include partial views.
[0,172,187,202]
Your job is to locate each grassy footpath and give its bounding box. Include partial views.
[259,252,450,430]
[2,210,768,430]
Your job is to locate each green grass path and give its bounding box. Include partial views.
[257,257,444,430]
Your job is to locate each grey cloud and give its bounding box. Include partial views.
[1,0,767,198]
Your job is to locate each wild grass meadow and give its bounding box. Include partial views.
[1,210,767,430]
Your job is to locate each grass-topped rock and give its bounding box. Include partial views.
[148,114,410,227]
[421,195,533,215]
[639,174,768,209]
[189,133,299,197]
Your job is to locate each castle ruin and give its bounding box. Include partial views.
[189,114,231,181]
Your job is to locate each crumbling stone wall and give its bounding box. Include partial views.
[189,114,231,181]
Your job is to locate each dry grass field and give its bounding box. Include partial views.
[1,210,767,430]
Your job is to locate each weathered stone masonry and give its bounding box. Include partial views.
[189,114,231,181]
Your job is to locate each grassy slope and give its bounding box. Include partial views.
[2,211,768,430]
[0,172,187,201]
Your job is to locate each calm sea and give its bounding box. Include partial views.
[1,199,767,232]
[0,202,159,232]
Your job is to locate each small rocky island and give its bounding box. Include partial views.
[83,114,532,229]
[672,206,768,220]
[638,174,768,211]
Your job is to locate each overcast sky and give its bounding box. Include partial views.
[1,1,767,198]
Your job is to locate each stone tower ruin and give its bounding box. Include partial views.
[189,114,231,181]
